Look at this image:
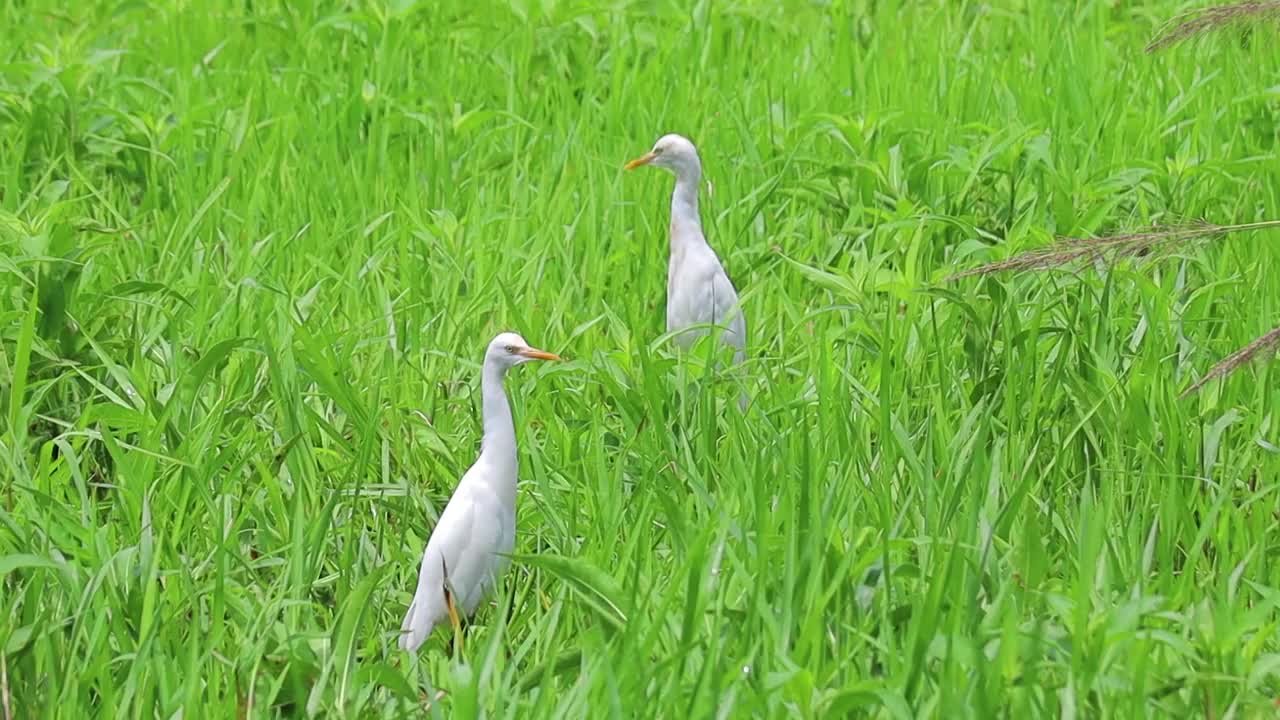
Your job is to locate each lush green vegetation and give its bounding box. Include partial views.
[3,0,1280,716]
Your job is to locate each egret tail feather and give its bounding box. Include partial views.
[399,591,438,652]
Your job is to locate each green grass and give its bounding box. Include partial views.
[3,0,1280,716]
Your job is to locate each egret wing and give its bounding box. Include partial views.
[437,488,511,614]
[709,265,746,357]
[400,480,484,651]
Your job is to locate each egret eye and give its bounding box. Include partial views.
[653,146,665,155]
[504,344,518,354]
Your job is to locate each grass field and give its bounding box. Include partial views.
[4,0,1280,716]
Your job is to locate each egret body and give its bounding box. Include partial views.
[399,332,560,652]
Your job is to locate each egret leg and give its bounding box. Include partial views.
[441,557,463,655]
[445,586,461,635]
[448,594,464,655]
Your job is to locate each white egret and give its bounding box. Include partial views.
[626,134,748,407]
[399,332,561,653]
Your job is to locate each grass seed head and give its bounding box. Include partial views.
[946,221,1230,281]
[1182,324,1280,397]
[1147,2,1280,52]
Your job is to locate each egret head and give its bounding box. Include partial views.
[486,332,562,370]
[625,133,701,178]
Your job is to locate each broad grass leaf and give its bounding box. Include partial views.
[0,553,62,576]
[1202,408,1243,478]
[325,566,387,711]
[353,662,418,703]
[186,337,254,397]
[824,682,912,718]
[776,252,858,298]
[104,280,193,309]
[509,553,626,631]
[0,553,77,591]
[517,650,582,692]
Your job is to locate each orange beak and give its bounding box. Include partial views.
[624,151,657,170]
[518,347,562,361]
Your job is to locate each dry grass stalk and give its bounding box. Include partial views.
[1181,324,1280,397]
[947,220,1280,282]
[1146,2,1280,52]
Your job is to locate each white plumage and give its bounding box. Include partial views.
[399,332,560,653]
[627,134,748,405]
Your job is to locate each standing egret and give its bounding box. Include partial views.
[626,134,748,407]
[399,332,561,653]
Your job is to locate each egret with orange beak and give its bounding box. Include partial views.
[626,134,748,408]
[399,332,562,652]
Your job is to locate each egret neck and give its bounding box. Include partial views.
[479,360,518,500]
[669,161,704,255]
